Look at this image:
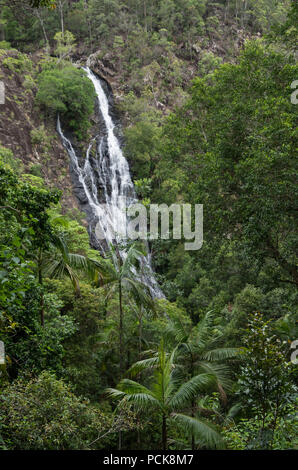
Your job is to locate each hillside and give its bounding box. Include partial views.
[0,49,81,211]
[0,0,297,453]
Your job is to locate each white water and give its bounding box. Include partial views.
[57,67,163,298]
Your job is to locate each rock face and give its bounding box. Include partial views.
[0,51,34,160]
[86,50,116,84]
[0,50,82,214]
[0,48,125,222]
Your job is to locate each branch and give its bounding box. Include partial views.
[0,205,22,218]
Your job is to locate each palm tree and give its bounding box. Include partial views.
[106,340,224,450]
[165,310,239,448]
[93,242,154,374]
[36,232,98,326]
[129,302,148,360]
[43,233,98,292]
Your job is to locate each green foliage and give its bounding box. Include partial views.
[45,278,107,397]
[30,124,52,148]
[0,41,10,49]
[36,65,95,138]
[54,30,76,62]
[0,0,296,452]
[107,339,225,450]
[124,114,162,178]
[93,242,154,375]
[1,49,33,73]
[28,0,56,7]
[152,40,297,323]
[0,370,135,450]
[236,313,297,449]
[223,405,298,450]
[0,145,22,173]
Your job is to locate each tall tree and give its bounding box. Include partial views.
[107,340,225,450]
[165,310,239,448]
[157,40,298,285]
[94,243,154,374]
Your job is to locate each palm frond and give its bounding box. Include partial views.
[64,262,80,294]
[191,310,215,348]
[128,356,160,376]
[164,317,189,344]
[169,373,216,409]
[124,278,154,310]
[50,232,69,259]
[122,243,146,275]
[121,393,161,410]
[107,379,161,411]
[226,403,242,420]
[92,257,119,284]
[201,347,240,362]
[171,413,225,449]
[105,387,127,400]
[197,362,233,392]
[118,379,155,396]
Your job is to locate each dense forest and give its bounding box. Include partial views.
[0,0,297,451]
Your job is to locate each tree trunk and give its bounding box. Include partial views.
[119,280,124,373]
[118,430,122,450]
[143,0,147,32]
[191,398,196,450]
[138,309,143,360]
[190,354,195,449]
[103,295,108,320]
[0,20,5,41]
[162,414,167,450]
[38,249,44,327]
[267,238,298,285]
[137,425,141,449]
[40,290,45,328]
[35,10,49,52]
[83,0,92,45]
[58,0,65,36]
[224,0,230,23]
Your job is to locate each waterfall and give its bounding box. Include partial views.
[57,67,164,298]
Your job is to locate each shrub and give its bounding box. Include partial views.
[0,371,135,449]
[36,65,96,139]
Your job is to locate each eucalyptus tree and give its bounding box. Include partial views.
[106,340,225,450]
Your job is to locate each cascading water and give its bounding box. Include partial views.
[57,67,163,298]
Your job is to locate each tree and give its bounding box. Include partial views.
[107,340,225,450]
[157,40,298,285]
[0,371,136,449]
[165,310,239,448]
[56,0,66,34]
[236,313,297,449]
[0,150,61,326]
[36,65,95,138]
[270,0,298,53]
[28,0,56,8]
[54,30,76,63]
[36,231,99,326]
[94,243,154,374]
